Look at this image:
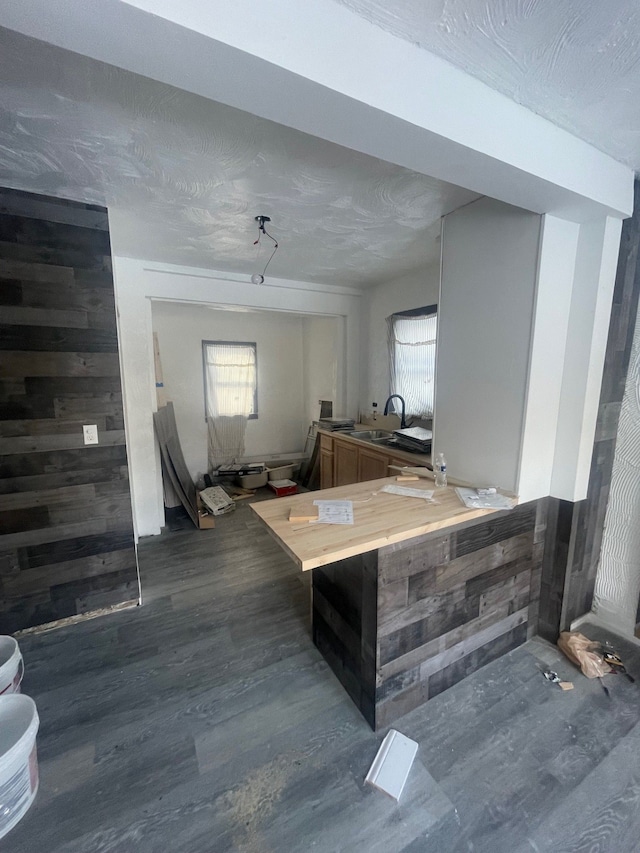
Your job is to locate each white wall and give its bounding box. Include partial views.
[436,198,541,492]
[361,265,440,416]
[152,302,310,479]
[301,315,341,426]
[111,246,363,538]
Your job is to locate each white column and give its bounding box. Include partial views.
[436,198,541,493]
[550,217,622,501]
[518,215,578,503]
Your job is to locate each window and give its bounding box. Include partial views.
[387,306,437,418]
[202,341,258,419]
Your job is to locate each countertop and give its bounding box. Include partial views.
[250,477,507,571]
[319,425,432,467]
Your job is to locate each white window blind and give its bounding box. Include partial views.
[203,341,257,419]
[387,310,437,418]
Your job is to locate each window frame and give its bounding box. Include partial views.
[387,304,438,419]
[202,340,259,421]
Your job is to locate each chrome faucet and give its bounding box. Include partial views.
[383,395,407,429]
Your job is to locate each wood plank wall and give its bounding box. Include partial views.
[0,188,138,633]
[539,179,640,639]
[375,500,545,728]
[312,500,545,730]
[312,551,379,729]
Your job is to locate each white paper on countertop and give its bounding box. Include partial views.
[379,484,435,501]
[455,488,514,510]
[313,500,354,524]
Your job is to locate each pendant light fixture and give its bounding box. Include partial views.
[251,215,278,284]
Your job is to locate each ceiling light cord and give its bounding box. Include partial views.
[261,242,278,277]
[252,215,279,284]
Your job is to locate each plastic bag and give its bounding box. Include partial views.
[557,631,611,679]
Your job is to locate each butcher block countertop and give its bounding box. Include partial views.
[250,477,509,572]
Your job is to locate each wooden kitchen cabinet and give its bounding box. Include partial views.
[320,448,334,489]
[358,446,390,481]
[318,430,430,488]
[334,439,358,486]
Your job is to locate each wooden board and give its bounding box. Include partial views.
[251,477,509,571]
[153,402,198,528]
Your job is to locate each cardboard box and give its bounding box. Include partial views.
[196,493,216,529]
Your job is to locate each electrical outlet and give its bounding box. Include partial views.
[83,424,99,445]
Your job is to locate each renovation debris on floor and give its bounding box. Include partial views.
[365,729,418,801]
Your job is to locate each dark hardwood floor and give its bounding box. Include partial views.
[4,498,640,852]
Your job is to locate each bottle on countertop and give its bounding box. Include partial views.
[372,402,378,421]
[434,452,447,488]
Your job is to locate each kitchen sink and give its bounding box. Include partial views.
[347,429,393,440]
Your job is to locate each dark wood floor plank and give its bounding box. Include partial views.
[0,350,121,379]
[20,280,115,312]
[0,324,118,352]
[2,502,639,852]
[18,529,136,569]
[0,238,110,272]
[2,548,138,600]
[0,465,129,495]
[0,189,109,231]
[0,430,125,455]
[0,445,128,480]
[0,417,109,438]
[0,256,74,283]
[0,305,89,329]
[0,278,22,305]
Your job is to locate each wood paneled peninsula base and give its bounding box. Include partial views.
[251,479,545,730]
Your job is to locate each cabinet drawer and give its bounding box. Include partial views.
[319,433,334,451]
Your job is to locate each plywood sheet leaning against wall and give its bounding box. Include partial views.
[152,403,199,528]
[0,188,139,633]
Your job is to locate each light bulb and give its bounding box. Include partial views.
[251,273,264,285]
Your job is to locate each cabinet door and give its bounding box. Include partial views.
[334,440,359,486]
[320,449,334,489]
[358,446,390,482]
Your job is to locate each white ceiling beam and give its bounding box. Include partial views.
[1,0,633,219]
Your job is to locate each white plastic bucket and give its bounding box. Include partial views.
[0,695,39,839]
[0,638,23,696]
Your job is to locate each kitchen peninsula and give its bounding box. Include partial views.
[251,477,545,730]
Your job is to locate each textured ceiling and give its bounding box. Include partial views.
[333,0,640,169]
[0,28,477,287]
